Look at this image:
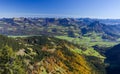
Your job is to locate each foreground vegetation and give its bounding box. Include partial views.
[0,35,106,74]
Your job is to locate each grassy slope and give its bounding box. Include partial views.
[55,35,119,61]
[55,36,118,47]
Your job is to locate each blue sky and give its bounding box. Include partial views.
[0,0,120,18]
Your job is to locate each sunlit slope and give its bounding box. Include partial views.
[22,36,106,74]
[0,35,106,74]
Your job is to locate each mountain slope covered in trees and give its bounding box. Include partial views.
[0,35,106,74]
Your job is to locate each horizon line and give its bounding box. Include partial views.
[0,17,120,20]
[0,13,120,19]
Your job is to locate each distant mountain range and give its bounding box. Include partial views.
[0,18,120,41]
[79,18,120,25]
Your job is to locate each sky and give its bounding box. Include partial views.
[0,0,120,18]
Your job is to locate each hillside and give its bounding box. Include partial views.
[0,35,106,74]
[105,44,120,74]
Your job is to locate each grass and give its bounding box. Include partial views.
[55,35,119,60]
[8,35,42,38]
[69,46,105,59]
[55,36,119,47]
[83,48,105,59]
